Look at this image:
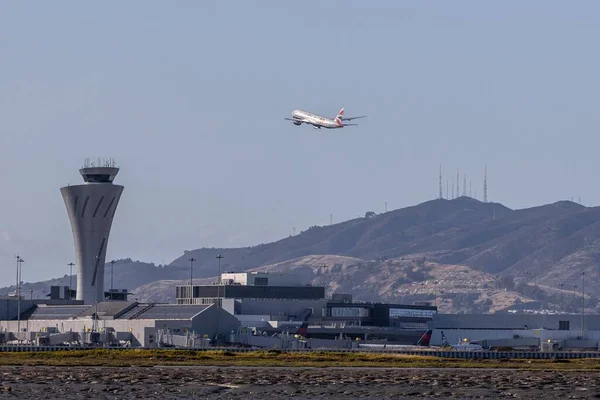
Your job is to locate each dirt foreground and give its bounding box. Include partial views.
[0,365,598,399]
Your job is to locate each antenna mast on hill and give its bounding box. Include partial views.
[483,164,488,203]
[439,165,443,199]
[463,174,467,197]
[456,168,460,198]
[446,180,449,199]
[452,180,455,200]
[469,181,472,198]
[385,202,388,213]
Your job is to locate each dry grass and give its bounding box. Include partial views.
[1,349,600,370]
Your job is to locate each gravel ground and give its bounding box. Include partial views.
[0,365,597,399]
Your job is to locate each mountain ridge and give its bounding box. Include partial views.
[3,197,600,313]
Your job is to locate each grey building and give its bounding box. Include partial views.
[176,272,437,343]
[0,300,239,347]
[60,161,124,304]
[427,313,600,349]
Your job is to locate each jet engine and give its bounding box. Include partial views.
[293,121,302,126]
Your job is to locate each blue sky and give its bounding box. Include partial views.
[1,1,599,285]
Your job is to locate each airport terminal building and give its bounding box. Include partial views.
[176,272,438,343]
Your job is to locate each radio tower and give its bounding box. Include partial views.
[483,165,488,203]
[438,165,443,199]
[456,168,460,198]
[463,174,467,197]
[452,180,455,199]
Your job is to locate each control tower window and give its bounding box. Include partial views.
[85,174,112,183]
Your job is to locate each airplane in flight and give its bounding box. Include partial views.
[284,108,366,129]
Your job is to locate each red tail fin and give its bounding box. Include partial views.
[296,322,308,337]
[334,108,344,127]
[416,329,432,346]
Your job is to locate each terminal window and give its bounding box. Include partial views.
[330,307,370,318]
[559,320,570,331]
[254,277,268,286]
[389,308,436,319]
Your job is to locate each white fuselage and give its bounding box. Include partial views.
[291,109,342,129]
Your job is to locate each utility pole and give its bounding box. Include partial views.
[67,262,75,300]
[188,257,196,305]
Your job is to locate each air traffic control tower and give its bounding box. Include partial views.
[60,159,124,304]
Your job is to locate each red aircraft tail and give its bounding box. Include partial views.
[296,322,309,337]
[416,329,432,346]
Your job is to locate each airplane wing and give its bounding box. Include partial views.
[285,118,320,127]
[342,123,360,126]
[341,116,367,121]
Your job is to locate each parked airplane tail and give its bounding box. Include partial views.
[334,108,344,127]
[416,329,432,347]
[296,322,309,337]
[440,330,450,348]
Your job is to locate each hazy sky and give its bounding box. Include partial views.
[1,1,599,286]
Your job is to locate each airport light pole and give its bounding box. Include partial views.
[581,271,586,338]
[188,257,196,305]
[523,271,532,312]
[67,262,75,300]
[110,260,115,292]
[216,255,224,284]
[433,280,439,309]
[572,285,578,314]
[27,289,34,339]
[216,255,224,306]
[559,283,565,313]
[15,255,24,337]
[94,256,100,331]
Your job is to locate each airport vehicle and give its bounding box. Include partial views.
[284,108,366,129]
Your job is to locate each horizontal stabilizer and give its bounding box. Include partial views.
[341,115,367,121]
